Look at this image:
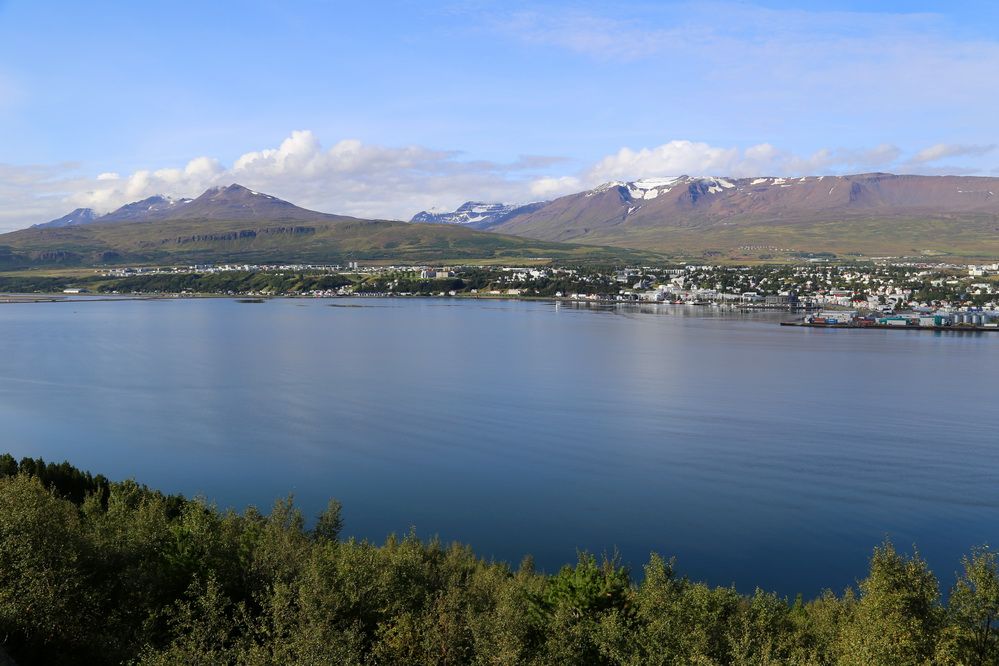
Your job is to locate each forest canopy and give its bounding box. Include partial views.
[1,453,997,665]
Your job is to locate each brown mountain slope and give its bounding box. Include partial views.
[131,184,343,222]
[488,173,999,257]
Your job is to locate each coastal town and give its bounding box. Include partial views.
[3,258,966,329]
[4,258,998,330]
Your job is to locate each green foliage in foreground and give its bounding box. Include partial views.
[1,455,998,665]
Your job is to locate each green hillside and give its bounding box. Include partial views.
[0,216,658,268]
[565,213,999,259]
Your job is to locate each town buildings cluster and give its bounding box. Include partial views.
[97,261,999,314]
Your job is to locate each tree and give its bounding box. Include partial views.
[0,476,95,664]
[312,498,344,543]
[532,552,633,664]
[840,541,942,665]
[940,546,999,665]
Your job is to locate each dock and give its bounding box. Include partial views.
[781,321,999,332]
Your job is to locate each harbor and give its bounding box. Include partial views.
[783,309,999,331]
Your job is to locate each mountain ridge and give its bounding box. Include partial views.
[0,184,655,268]
[33,184,343,229]
[21,173,999,261]
[34,208,99,229]
[411,201,546,228]
[484,173,999,256]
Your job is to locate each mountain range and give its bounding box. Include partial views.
[32,185,329,228]
[483,173,999,257]
[9,173,999,267]
[0,185,649,268]
[406,173,999,258]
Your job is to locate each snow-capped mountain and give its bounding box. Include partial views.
[410,201,545,229]
[485,173,999,251]
[30,174,999,257]
[101,195,194,222]
[32,208,99,229]
[35,195,192,228]
[35,184,333,228]
[160,184,316,221]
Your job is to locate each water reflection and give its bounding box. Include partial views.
[1,297,997,597]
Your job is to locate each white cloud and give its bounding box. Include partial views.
[184,156,224,180]
[908,143,996,165]
[0,131,568,230]
[573,140,905,188]
[0,162,91,231]
[0,131,994,233]
[530,176,582,198]
[585,141,741,182]
[519,138,989,200]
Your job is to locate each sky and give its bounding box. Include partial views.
[1,0,998,231]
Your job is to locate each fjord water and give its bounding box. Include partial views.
[2,297,997,596]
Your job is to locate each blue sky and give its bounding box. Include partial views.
[1,0,998,229]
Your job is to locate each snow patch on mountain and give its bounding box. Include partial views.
[627,177,681,200]
[411,201,522,226]
[32,208,99,229]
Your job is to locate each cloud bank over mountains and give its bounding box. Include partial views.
[0,131,996,233]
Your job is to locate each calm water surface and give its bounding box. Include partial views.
[2,297,997,597]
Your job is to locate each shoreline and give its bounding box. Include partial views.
[0,291,814,313]
[0,293,161,304]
